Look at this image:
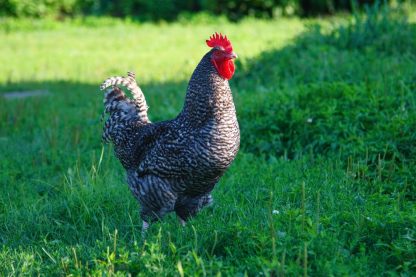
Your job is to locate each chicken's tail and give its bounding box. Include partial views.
[100,72,150,144]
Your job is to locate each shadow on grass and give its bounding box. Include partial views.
[234,16,416,190]
[0,79,190,248]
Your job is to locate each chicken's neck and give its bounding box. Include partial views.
[179,52,236,126]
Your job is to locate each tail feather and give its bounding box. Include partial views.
[100,72,150,144]
[100,71,149,120]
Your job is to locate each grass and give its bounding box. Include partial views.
[1,5,416,276]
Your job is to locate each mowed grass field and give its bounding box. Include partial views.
[1,6,416,275]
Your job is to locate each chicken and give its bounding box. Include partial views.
[99,33,240,231]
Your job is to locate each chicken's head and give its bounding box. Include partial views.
[206,33,237,80]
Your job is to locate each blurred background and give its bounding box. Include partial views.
[0,0,406,20]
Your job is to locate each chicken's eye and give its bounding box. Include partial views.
[212,50,224,59]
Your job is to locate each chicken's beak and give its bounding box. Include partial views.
[227,52,238,59]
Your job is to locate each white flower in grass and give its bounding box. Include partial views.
[277,231,286,238]
[272,210,280,215]
[306,118,313,123]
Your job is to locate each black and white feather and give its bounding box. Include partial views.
[100,50,240,224]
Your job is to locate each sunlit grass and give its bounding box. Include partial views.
[0,18,304,84]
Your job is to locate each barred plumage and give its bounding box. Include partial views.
[99,36,239,230]
[101,71,149,123]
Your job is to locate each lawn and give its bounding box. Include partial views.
[1,6,415,276]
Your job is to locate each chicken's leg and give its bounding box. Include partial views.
[142,221,149,237]
[178,217,186,226]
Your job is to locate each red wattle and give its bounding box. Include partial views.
[212,59,235,80]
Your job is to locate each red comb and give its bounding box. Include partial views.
[206,33,233,53]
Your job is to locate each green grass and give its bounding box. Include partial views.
[1,6,416,276]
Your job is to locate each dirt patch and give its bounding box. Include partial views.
[2,90,50,99]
